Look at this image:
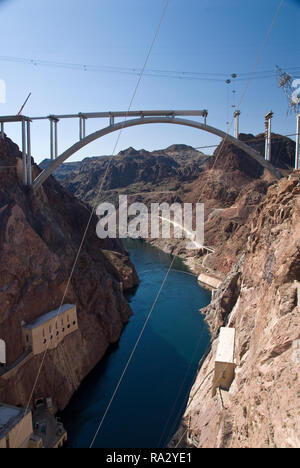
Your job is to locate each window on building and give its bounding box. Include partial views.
[73,321,76,326]
[26,335,29,343]
[67,325,70,329]
[43,339,46,344]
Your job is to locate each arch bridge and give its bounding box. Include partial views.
[0,109,285,189]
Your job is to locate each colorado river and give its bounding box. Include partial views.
[61,240,211,448]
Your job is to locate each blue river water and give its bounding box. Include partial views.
[60,240,211,448]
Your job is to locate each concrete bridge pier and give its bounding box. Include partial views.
[264,111,273,161]
[295,114,300,170]
[21,119,33,186]
[234,110,241,139]
[26,120,32,185]
[79,114,87,141]
[22,120,27,185]
[0,122,4,139]
[49,117,59,160]
[109,114,115,126]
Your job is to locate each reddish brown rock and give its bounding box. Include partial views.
[172,175,300,448]
[0,135,139,411]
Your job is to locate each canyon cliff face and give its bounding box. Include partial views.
[39,135,299,447]
[0,135,139,411]
[171,174,300,448]
[40,144,209,206]
[44,136,293,280]
[48,137,290,277]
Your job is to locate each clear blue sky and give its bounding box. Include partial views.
[0,0,299,163]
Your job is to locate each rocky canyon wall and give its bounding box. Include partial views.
[0,135,139,411]
[172,174,300,448]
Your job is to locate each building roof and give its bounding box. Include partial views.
[215,327,235,364]
[0,404,30,440]
[22,304,76,330]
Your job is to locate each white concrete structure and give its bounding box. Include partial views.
[0,339,6,366]
[212,327,236,397]
[198,273,222,290]
[264,111,273,162]
[234,110,241,139]
[295,114,300,170]
[22,304,78,355]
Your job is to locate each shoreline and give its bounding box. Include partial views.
[146,239,224,291]
[181,256,223,291]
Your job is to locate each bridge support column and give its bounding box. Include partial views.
[82,117,86,139]
[49,117,59,159]
[54,119,58,159]
[295,114,300,170]
[22,120,27,185]
[203,110,208,126]
[26,120,32,185]
[79,115,87,140]
[234,110,241,139]
[50,118,54,160]
[0,122,4,139]
[109,115,114,126]
[264,111,273,162]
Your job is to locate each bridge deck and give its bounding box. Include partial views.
[29,109,208,121]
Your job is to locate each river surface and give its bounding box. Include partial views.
[61,240,211,448]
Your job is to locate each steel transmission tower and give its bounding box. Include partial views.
[276,65,300,114]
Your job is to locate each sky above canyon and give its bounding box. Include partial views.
[0,0,299,163]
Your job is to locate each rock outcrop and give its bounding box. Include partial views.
[40,144,210,205]
[0,135,139,411]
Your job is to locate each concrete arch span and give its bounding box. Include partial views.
[33,116,282,190]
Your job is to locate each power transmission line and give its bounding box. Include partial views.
[0,54,299,82]
[195,132,298,151]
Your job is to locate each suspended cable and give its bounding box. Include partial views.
[0,55,298,82]
[15,0,172,448]
[195,132,298,151]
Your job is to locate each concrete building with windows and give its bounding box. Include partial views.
[0,404,41,449]
[212,327,236,397]
[22,304,78,356]
[0,402,67,449]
